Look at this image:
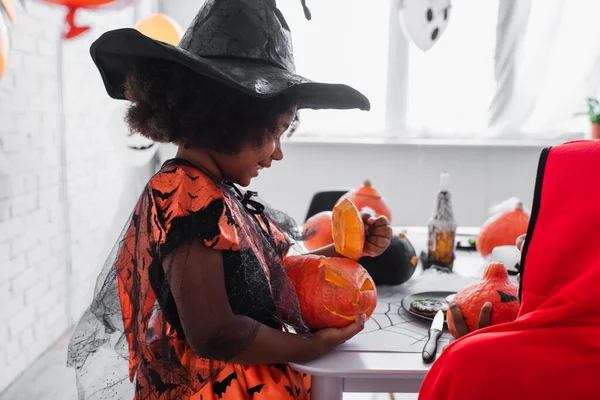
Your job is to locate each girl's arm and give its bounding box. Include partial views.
[165,239,364,364]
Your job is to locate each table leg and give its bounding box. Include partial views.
[311,376,343,400]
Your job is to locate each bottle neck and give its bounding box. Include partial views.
[431,190,456,226]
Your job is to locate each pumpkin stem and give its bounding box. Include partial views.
[363,179,372,187]
[482,261,510,281]
[515,201,523,210]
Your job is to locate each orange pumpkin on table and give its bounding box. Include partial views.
[476,200,529,258]
[302,211,333,251]
[285,254,377,330]
[342,179,392,222]
[447,261,520,337]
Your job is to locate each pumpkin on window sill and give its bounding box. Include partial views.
[285,254,377,330]
[341,179,392,222]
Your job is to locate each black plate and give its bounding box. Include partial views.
[401,291,456,322]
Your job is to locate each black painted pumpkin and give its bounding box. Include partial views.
[358,233,418,286]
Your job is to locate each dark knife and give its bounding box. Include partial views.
[422,310,444,364]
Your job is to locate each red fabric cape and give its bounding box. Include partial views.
[419,140,600,400]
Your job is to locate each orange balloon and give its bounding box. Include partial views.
[134,14,182,46]
[0,14,8,80]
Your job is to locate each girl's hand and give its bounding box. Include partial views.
[308,314,366,358]
[361,212,392,258]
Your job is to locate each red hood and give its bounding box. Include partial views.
[519,140,600,319]
[419,140,600,400]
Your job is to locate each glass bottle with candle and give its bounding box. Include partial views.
[426,171,457,272]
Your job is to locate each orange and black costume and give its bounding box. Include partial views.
[67,159,311,399]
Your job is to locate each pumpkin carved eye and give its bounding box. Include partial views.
[360,279,375,292]
[323,267,350,288]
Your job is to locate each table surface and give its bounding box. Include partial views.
[290,226,516,379]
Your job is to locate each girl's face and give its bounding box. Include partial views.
[215,106,297,187]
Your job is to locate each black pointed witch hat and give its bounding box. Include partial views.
[89,0,370,111]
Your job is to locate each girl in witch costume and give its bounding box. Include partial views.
[66,1,392,399]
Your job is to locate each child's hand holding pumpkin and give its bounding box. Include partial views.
[360,212,392,258]
[448,233,527,342]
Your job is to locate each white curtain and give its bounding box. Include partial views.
[404,0,499,138]
[520,0,600,137]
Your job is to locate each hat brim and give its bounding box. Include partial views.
[90,28,371,111]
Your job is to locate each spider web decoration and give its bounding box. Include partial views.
[339,291,452,353]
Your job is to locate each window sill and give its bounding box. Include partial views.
[286,132,585,148]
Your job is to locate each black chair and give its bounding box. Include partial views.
[304,190,349,222]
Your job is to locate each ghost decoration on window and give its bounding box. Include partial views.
[398,0,451,52]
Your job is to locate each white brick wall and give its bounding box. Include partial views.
[0,1,157,392]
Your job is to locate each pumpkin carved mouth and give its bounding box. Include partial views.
[322,305,357,321]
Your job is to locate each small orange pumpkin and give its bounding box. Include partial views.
[342,180,392,222]
[332,198,365,260]
[285,254,377,330]
[476,201,529,258]
[302,211,333,251]
[447,261,519,337]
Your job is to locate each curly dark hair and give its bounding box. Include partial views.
[123,59,299,154]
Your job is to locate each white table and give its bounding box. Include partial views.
[291,227,513,400]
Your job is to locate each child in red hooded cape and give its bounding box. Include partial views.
[419,140,600,400]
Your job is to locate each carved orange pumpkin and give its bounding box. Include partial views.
[476,201,529,258]
[303,211,333,251]
[40,0,121,39]
[447,262,519,337]
[342,180,392,222]
[285,255,377,330]
[332,198,365,260]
